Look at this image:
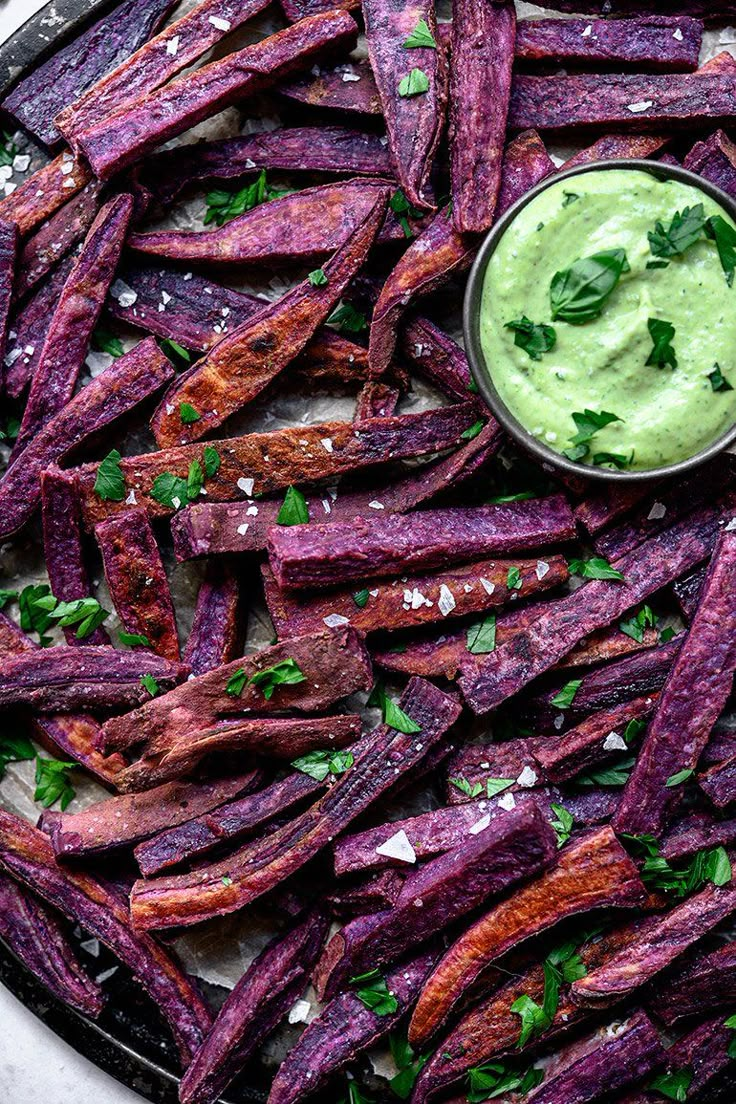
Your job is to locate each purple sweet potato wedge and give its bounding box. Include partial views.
[95,508,180,661]
[74,404,478,527]
[517,16,702,71]
[614,530,736,836]
[655,942,736,1025]
[267,950,436,1104]
[41,467,110,647]
[1,0,177,147]
[184,565,241,677]
[129,679,461,930]
[699,755,736,808]
[575,483,651,536]
[130,178,390,267]
[0,810,212,1065]
[15,179,105,302]
[450,0,515,234]
[179,908,329,1104]
[143,126,393,206]
[541,2,736,21]
[263,554,568,639]
[76,12,360,180]
[0,873,103,1018]
[661,812,736,862]
[314,801,556,1000]
[14,193,134,454]
[573,872,736,1006]
[172,421,500,559]
[353,380,400,421]
[408,827,645,1045]
[684,128,736,198]
[149,184,389,447]
[327,867,405,917]
[101,626,371,754]
[56,0,272,146]
[362,0,447,211]
[564,134,669,169]
[533,696,657,784]
[0,218,17,377]
[4,256,75,399]
[0,337,174,539]
[0,646,187,713]
[44,770,262,859]
[134,771,324,876]
[460,501,728,716]
[664,1016,736,1101]
[399,316,475,401]
[368,129,554,376]
[0,154,91,237]
[673,564,706,621]
[280,56,381,115]
[268,494,575,590]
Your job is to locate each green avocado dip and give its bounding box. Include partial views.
[479,168,736,471]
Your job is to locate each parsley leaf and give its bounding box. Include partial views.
[18,584,57,646]
[349,969,398,1015]
[563,409,622,462]
[466,1061,543,1102]
[34,756,76,811]
[550,803,574,848]
[308,268,328,287]
[204,171,289,226]
[160,338,192,365]
[277,485,309,526]
[151,471,190,510]
[119,631,150,647]
[619,604,656,642]
[179,402,201,424]
[0,130,18,168]
[398,68,430,97]
[709,363,733,392]
[292,748,354,781]
[203,446,220,477]
[225,667,247,697]
[0,589,17,609]
[327,302,368,334]
[504,317,557,361]
[93,449,126,502]
[705,214,736,286]
[646,318,677,369]
[506,566,522,591]
[576,755,636,788]
[367,682,422,733]
[92,327,124,358]
[466,614,497,655]
[0,733,34,780]
[666,767,694,788]
[551,679,582,710]
[461,419,485,441]
[568,556,624,582]
[249,657,307,701]
[403,19,436,48]
[550,249,629,325]
[140,674,159,698]
[648,203,706,259]
[450,776,483,799]
[390,188,423,238]
[389,1034,428,1099]
[647,1069,693,1102]
[622,835,731,898]
[592,450,634,470]
[486,778,514,798]
[47,597,109,639]
[511,941,587,1049]
[353,589,370,608]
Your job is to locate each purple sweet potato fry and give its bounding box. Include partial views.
[0,337,175,539]
[517,16,702,71]
[41,467,110,647]
[698,755,736,808]
[314,801,556,1000]
[0,810,212,1065]
[673,564,706,621]
[134,771,324,876]
[460,501,727,717]
[101,626,371,754]
[0,873,104,1018]
[95,508,180,661]
[450,0,515,234]
[661,812,736,861]
[267,950,436,1104]
[409,827,645,1045]
[280,55,381,115]
[280,0,359,20]
[0,154,91,237]
[184,565,241,677]
[654,942,736,1025]
[327,868,405,917]
[129,678,461,930]
[4,256,75,399]
[13,193,134,455]
[667,1016,736,1100]
[179,909,329,1104]
[74,404,478,527]
[353,381,400,421]
[614,530,736,835]
[56,0,272,146]
[368,129,554,376]
[684,128,736,198]
[0,218,17,378]
[148,183,389,447]
[564,134,670,169]
[575,483,651,536]
[399,315,475,401]
[76,12,360,180]
[1,0,177,147]
[533,696,657,784]
[263,554,568,639]
[540,1,736,21]
[14,179,105,302]
[44,770,262,860]
[267,494,575,590]
[573,872,736,1006]
[0,646,187,713]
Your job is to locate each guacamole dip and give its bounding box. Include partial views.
[479,168,736,470]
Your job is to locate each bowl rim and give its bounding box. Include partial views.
[463,157,736,484]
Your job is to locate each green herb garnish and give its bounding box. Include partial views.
[93,449,126,502]
[646,318,677,369]
[204,171,290,226]
[619,604,656,643]
[466,1061,543,1103]
[403,19,436,48]
[705,214,736,286]
[398,68,430,97]
[551,679,582,710]
[550,803,574,848]
[34,756,76,811]
[308,268,328,287]
[92,327,124,358]
[140,674,160,698]
[352,589,370,608]
[466,614,496,655]
[277,485,309,526]
[648,203,706,260]
[568,556,624,582]
[119,631,150,647]
[248,658,307,701]
[179,402,201,424]
[709,362,733,392]
[390,189,423,238]
[327,302,368,334]
[550,249,629,325]
[0,734,34,780]
[349,969,398,1016]
[504,317,557,361]
[292,748,354,781]
[367,681,422,734]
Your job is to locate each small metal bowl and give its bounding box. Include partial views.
[463,157,736,483]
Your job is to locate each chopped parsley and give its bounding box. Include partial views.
[551,678,582,710]
[506,566,522,591]
[92,327,124,358]
[151,471,191,510]
[179,402,201,424]
[550,803,574,848]
[352,589,370,608]
[511,940,587,1048]
[204,171,290,226]
[648,203,706,260]
[203,446,221,477]
[44,597,109,640]
[461,419,485,441]
[225,667,247,697]
[568,556,624,582]
[0,130,18,168]
[0,589,17,609]
[390,188,423,238]
[34,756,76,811]
[308,268,328,287]
[160,338,192,365]
[327,301,368,334]
[709,362,733,392]
[398,68,430,97]
[486,777,514,798]
[403,19,436,48]
[450,776,482,799]
[367,681,422,734]
[349,969,398,1015]
[277,485,309,526]
[18,584,58,647]
[504,316,557,361]
[705,214,736,286]
[466,1060,543,1102]
[576,756,636,788]
[619,603,656,643]
[666,767,694,788]
[140,674,160,698]
[550,249,629,325]
[93,449,126,502]
[647,1070,693,1103]
[292,748,353,782]
[466,613,496,655]
[563,408,622,463]
[248,657,307,701]
[725,1014,736,1059]
[622,835,732,898]
[388,1034,428,1099]
[592,450,633,470]
[119,631,150,647]
[0,733,34,780]
[646,318,677,369]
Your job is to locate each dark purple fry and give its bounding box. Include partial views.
[184,565,241,677]
[41,467,110,647]
[101,626,371,754]
[44,771,262,859]
[699,755,736,808]
[368,129,555,377]
[444,737,545,802]
[459,502,727,716]
[655,942,736,1025]
[268,950,436,1104]
[95,507,180,661]
[280,0,359,20]
[399,316,475,401]
[179,909,329,1104]
[327,868,405,917]
[134,772,324,876]
[450,0,515,234]
[0,218,17,381]
[614,531,736,836]
[575,483,651,536]
[517,16,701,71]
[666,1017,736,1100]
[74,404,478,527]
[661,811,736,861]
[129,678,461,930]
[672,564,706,621]
[0,810,212,1065]
[362,0,447,210]
[314,801,556,1000]
[684,126,736,198]
[76,12,360,179]
[510,71,736,133]
[564,134,669,168]
[702,721,736,767]
[148,184,389,447]
[1,0,176,147]
[0,155,91,238]
[172,420,500,559]
[142,125,394,205]
[540,1,736,20]
[0,337,175,540]
[532,696,657,784]
[56,0,271,146]
[263,553,568,639]
[4,256,75,399]
[409,827,645,1045]
[0,646,187,713]
[573,873,736,1006]
[267,494,575,590]
[14,179,104,301]
[0,873,104,1018]
[353,381,400,421]
[280,55,382,115]
[13,194,134,454]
